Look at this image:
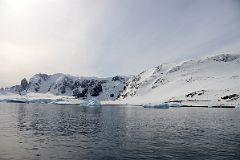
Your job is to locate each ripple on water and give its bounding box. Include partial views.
[0,104,239,160]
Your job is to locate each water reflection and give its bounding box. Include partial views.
[17,104,28,132]
[0,103,239,160]
[17,104,103,137]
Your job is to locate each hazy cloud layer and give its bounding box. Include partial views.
[0,0,240,87]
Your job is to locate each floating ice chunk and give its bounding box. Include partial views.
[143,102,180,109]
[168,102,181,107]
[80,98,101,107]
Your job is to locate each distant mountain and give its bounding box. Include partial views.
[1,53,240,106]
[3,73,129,101]
[118,54,240,105]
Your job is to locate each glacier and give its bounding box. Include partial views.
[79,98,101,107]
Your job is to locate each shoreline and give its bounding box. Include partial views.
[0,101,237,108]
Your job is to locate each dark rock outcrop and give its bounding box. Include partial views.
[112,76,125,82]
[221,94,239,101]
[210,54,240,62]
[20,78,29,91]
[186,90,206,98]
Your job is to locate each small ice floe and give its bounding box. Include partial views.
[80,98,101,107]
[143,102,180,109]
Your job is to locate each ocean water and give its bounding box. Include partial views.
[0,103,239,160]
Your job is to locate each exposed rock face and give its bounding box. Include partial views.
[221,94,239,101]
[20,78,29,91]
[89,82,103,96]
[110,94,114,97]
[6,73,129,101]
[186,90,205,98]
[209,54,240,62]
[73,88,88,98]
[72,80,104,98]
[28,73,49,92]
[112,76,125,82]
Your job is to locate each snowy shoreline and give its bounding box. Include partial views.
[0,92,238,108]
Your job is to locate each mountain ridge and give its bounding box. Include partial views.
[117,53,240,105]
[1,53,240,105]
[2,73,129,101]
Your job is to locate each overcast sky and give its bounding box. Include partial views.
[0,0,240,87]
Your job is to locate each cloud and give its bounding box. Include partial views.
[0,0,239,86]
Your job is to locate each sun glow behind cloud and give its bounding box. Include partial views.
[0,0,240,87]
[0,0,110,86]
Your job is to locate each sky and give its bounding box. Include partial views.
[0,0,240,87]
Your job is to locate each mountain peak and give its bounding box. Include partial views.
[205,53,240,62]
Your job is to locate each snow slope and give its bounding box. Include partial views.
[118,54,240,106]
[0,92,82,104]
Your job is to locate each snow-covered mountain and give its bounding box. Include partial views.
[117,54,240,106]
[3,73,128,101]
[1,53,240,106]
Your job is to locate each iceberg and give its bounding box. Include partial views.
[80,98,101,107]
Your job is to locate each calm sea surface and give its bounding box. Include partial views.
[0,103,239,160]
